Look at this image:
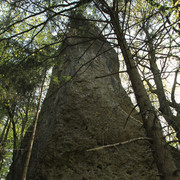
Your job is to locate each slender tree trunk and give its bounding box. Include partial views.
[0,119,11,170]
[143,27,180,139]
[105,7,180,180]
[21,76,46,180]
[0,118,9,143]
[5,104,17,178]
[3,119,11,143]
[20,103,29,142]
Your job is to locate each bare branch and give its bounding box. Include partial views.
[86,137,152,152]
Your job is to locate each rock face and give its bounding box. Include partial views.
[7,15,159,180]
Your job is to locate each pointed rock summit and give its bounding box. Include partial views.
[7,14,159,180]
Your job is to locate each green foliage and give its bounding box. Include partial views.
[52,75,60,85]
[61,76,72,82]
[0,5,57,178]
[52,75,72,84]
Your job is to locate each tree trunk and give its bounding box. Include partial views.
[108,8,180,180]
[21,76,45,180]
[142,26,180,140]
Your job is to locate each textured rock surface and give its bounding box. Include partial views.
[7,16,159,180]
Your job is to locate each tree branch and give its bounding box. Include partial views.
[86,137,152,152]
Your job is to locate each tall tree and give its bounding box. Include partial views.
[94,0,180,179]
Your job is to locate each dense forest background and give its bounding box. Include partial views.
[0,0,179,179]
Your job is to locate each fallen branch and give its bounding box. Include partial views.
[86,137,152,152]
